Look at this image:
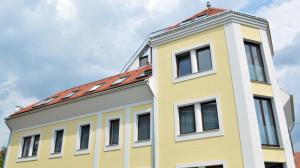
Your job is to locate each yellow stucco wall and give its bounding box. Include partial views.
[155,26,244,167]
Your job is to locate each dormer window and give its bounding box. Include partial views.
[112,76,128,85]
[139,55,148,67]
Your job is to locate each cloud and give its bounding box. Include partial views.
[0,74,38,146]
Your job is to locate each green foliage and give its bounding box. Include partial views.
[0,147,6,168]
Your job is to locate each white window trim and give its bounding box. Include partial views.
[49,127,66,159]
[17,132,42,163]
[104,115,123,152]
[172,41,217,83]
[174,95,224,142]
[133,108,152,148]
[75,121,92,156]
[176,160,227,168]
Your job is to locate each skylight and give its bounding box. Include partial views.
[62,90,79,99]
[112,76,128,85]
[88,83,103,92]
[33,97,54,107]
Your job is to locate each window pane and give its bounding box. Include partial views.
[21,136,31,157]
[244,42,266,82]
[206,165,223,168]
[54,130,64,153]
[265,163,284,168]
[138,113,150,141]
[201,101,219,131]
[177,52,192,77]
[32,135,40,156]
[254,98,279,146]
[80,125,90,150]
[179,105,196,134]
[109,119,120,145]
[196,47,212,72]
[139,56,148,67]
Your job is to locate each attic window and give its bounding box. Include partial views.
[87,83,103,92]
[33,97,54,107]
[139,55,149,67]
[62,90,79,100]
[112,76,128,85]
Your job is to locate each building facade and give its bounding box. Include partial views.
[4,7,296,168]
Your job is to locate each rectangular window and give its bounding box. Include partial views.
[196,46,212,72]
[179,105,196,134]
[53,130,64,153]
[265,163,284,168]
[254,97,279,146]
[112,76,128,85]
[139,55,149,67]
[79,124,90,150]
[176,52,192,77]
[21,134,40,158]
[244,42,266,82]
[201,101,219,131]
[109,119,120,145]
[137,113,150,141]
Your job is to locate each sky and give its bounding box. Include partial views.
[0,0,299,151]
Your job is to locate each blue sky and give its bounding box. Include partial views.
[0,0,299,151]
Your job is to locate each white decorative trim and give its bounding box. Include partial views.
[176,160,227,168]
[259,29,296,168]
[124,108,130,168]
[3,131,12,168]
[174,95,224,142]
[172,42,217,83]
[49,127,66,159]
[133,109,152,148]
[224,22,264,168]
[17,132,42,163]
[93,112,102,168]
[104,115,123,152]
[75,121,92,156]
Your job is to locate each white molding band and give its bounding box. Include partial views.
[224,22,264,168]
[93,112,102,168]
[124,107,131,168]
[259,29,296,168]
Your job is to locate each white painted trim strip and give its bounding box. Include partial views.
[93,112,102,168]
[124,107,131,168]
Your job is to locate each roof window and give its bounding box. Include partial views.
[87,83,103,92]
[33,97,54,107]
[112,76,128,85]
[62,90,79,100]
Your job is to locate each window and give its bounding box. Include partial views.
[62,90,79,99]
[254,97,279,146]
[176,52,192,77]
[79,124,90,150]
[197,47,212,72]
[179,105,196,134]
[244,42,266,82]
[88,84,103,92]
[112,76,128,85]
[20,134,40,158]
[109,119,120,145]
[53,129,64,154]
[137,113,150,141]
[33,98,54,107]
[201,101,219,131]
[265,163,284,168]
[139,55,149,67]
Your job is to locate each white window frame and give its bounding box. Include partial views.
[176,160,227,168]
[133,109,152,148]
[17,132,42,163]
[174,95,224,142]
[104,115,122,151]
[75,121,92,156]
[172,42,217,83]
[49,127,66,159]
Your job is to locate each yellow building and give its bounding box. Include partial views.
[4,6,296,168]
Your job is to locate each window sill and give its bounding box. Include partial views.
[173,70,216,84]
[104,144,121,152]
[74,149,90,156]
[49,153,63,159]
[262,145,283,150]
[133,140,151,148]
[16,156,38,163]
[251,80,271,85]
[175,129,223,142]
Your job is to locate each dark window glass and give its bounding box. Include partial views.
[32,135,40,156]
[109,119,120,145]
[201,101,219,131]
[54,130,64,153]
[244,42,266,82]
[177,52,192,77]
[139,56,149,67]
[138,113,150,141]
[196,47,212,72]
[265,163,284,168]
[254,98,279,146]
[179,105,196,134]
[206,165,223,168]
[80,125,90,150]
[21,136,31,157]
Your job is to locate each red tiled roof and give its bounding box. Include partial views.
[296,152,300,168]
[10,65,152,117]
[168,7,226,30]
